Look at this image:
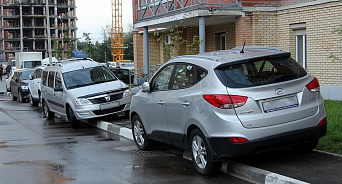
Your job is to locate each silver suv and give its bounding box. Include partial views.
[130,46,327,175]
[41,59,131,127]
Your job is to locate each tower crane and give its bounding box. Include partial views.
[111,0,125,63]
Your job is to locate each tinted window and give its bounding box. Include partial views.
[41,71,48,86]
[48,72,55,88]
[55,72,62,89]
[215,56,307,88]
[151,64,174,91]
[63,66,117,89]
[172,64,195,89]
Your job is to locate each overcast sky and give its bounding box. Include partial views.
[76,0,133,43]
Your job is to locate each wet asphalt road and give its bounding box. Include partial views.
[0,96,249,184]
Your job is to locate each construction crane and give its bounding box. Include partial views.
[111,0,125,64]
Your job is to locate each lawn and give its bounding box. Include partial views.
[316,100,342,155]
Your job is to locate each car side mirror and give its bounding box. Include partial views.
[142,82,150,93]
[54,87,63,92]
[29,74,33,80]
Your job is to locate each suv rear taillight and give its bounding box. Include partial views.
[306,77,320,93]
[202,94,247,109]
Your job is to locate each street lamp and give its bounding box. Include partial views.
[58,16,64,59]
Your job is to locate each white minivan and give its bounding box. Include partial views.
[41,59,131,127]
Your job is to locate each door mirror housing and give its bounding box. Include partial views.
[142,82,150,93]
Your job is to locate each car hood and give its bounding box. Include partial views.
[68,80,127,98]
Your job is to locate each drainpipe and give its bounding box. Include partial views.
[143,26,149,81]
[199,17,205,53]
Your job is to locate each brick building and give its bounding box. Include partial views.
[132,0,342,100]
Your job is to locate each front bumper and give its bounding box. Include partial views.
[207,124,327,158]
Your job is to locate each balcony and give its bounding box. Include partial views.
[136,0,241,21]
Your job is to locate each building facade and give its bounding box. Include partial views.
[0,0,77,61]
[132,0,342,100]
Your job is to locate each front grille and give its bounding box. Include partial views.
[89,92,124,104]
[92,105,126,115]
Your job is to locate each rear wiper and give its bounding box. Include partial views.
[274,74,297,82]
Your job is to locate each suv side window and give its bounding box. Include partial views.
[55,72,62,89]
[48,71,55,88]
[172,64,195,90]
[41,71,48,86]
[151,64,174,91]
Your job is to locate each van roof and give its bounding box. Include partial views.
[44,60,100,73]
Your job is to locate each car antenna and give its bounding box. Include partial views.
[240,42,245,53]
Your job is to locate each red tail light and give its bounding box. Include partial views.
[202,94,247,109]
[318,117,327,126]
[228,137,249,143]
[306,77,320,93]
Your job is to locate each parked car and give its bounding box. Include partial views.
[41,59,132,128]
[10,68,35,103]
[6,68,15,92]
[130,46,327,175]
[27,65,45,106]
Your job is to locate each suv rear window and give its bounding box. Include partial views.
[215,56,307,88]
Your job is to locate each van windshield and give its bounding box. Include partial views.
[63,66,117,89]
[215,56,307,88]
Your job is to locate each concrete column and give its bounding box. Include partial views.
[143,26,149,80]
[199,17,206,53]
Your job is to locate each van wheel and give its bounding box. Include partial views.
[189,128,222,175]
[68,107,80,128]
[43,100,54,120]
[132,115,151,150]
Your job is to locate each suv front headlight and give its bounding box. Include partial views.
[75,98,93,105]
[123,89,132,98]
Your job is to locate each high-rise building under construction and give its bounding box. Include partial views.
[0,0,77,61]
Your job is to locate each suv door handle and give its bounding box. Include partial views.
[158,101,164,105]
[182,102,190,106]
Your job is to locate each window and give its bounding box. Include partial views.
[32,68,42,79]
[291,23,307,69]
[55,72,62,89]
[172,64,195,89]
[220,33,226,50]
[151,64,175,91]
[41,71,48,86]
[48,71,55,88]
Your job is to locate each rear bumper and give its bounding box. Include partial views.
[207,124,327,158]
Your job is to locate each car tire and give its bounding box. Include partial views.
[189,128,222,175]
[132,115,151,150]
[68,107,80,128]
[43,100,54,120]
[291,138,319,153]
[29,92,37,106]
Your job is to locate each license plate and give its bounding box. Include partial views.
[100,101,120,110]
[263,96,298,113]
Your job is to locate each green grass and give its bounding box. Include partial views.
[316,100,342,155]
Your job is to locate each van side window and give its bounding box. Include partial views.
[55,72,62,89]
[48,72,55,88]
[41,71,48,86]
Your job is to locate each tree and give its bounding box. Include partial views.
[82,33,95,58]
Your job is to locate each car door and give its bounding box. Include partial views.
[45,71,58,112]
[142,64,175,144]
[164,63,196,146]
[52,72,65,114]
[29,68,42,99]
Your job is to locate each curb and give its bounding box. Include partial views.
[91,120,310,184]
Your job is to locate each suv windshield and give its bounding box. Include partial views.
[63,66,117,89]
[215,56,307,88]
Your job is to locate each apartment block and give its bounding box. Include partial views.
[132,0,342,100]
[0,0,77,61]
